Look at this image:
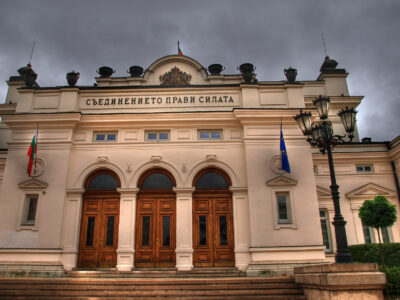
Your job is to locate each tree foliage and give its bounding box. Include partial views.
[359,196,397,229]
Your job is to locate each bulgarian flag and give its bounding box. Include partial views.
[178,41,183,55]
[27,127,38,176]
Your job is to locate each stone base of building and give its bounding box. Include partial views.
[246,260,328,277]
[0,261,65,278]
[294,263,386,300]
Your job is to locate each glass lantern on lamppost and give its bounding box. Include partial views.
[294,95,357,264]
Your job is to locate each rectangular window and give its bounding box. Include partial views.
[199,215,207,245]
[142,216,150,246]
[86,217,95,246]
[356,165,373,173]
[106,216,115,246]
[162,216,170,246]
[145,131,170,141]
[93,132,117,142]
[320,209,332,252]
[23,195,38,225]
[276,192,291,224]
[219,215,227,246]
[198,130,222,140]
[362,220,374,244]
[313,165,319,175]
[381,227,391,243]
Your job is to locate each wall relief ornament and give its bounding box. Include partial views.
[270,154,286,174]
[30,157,45,177]
[160,66,191,85]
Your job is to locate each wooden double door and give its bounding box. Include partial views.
[135,191,176,267]
[193,190,235,267]
[78,192,120,268]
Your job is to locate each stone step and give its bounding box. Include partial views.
[0,296,306,300]
[0,276,306,299]
[0,282,299,291]
[67,267,245,278]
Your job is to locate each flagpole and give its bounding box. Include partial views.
[29,39,36,65]
[34,124,38,174]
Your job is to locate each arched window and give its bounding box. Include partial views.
[85,170,120,190]
[194,169,231,189]
[141,173,173,189]
[139,169,175,190]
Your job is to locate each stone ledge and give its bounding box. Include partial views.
[246,261,329,277]
[294,262,379,274]
[294,263,386,300]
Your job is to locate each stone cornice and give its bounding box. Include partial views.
[1,113,81,129]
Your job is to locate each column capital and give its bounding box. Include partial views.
[173,187,195,196]
[230,187,248,194]
[117,188,140,196]
[66,188,85,196]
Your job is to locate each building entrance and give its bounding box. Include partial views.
[78,170,120,268]
[193,169,235,267]
[135,169,176,267]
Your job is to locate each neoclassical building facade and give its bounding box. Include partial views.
[0,54,399,274]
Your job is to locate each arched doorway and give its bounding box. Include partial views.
[193,168,235,267]
[135,168,176,267]
[78,169,121,268]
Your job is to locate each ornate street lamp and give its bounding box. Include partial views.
[294,96,357,263]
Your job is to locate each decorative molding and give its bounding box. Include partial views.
[229,187,248,194]
[117,188,140,196]
[151,155,162,162]
[266,175,297,186]
[346,182,396,199]
[181,163,187,173]
[96,156,108,164]
[206,154,217,161]
[30,157,45,178]
[316,186,332,199]
[66,188,85,195]
[159,66,191,85]
[18,178,48,190]
[270,154,286,175]
[173,187,195,195]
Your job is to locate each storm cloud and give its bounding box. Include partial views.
[0,0,399,141]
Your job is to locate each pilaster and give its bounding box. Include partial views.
[116,188,139,271]
[173,187,195,271]
[230,187,251,271]
[60,188,85,271]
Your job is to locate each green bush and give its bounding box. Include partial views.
[350,243,400,296]
[349,243,400,266]
[385,266,400,295]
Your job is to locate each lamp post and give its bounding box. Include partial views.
[294,95,357,263]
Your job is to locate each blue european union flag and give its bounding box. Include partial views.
[280,124,291,173]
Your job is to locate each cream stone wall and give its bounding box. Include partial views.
[314,145,400,254]
[0,54,398,273]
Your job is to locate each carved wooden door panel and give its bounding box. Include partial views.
[135,192,176,267]
[78,194,119,268]
[193,191,234,267]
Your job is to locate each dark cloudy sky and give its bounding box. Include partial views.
[0,0,399,141]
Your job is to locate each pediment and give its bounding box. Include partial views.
[143,55,208,85]
[346,182,395,199]
[316,186,331,198]
[266,175,297,186]
[18,178,48,190]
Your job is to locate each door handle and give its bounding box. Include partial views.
[100,239,103,244]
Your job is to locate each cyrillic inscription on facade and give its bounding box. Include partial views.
[80,94,239,109]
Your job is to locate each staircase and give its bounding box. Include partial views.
[0,268,306,299]
[67,267,245,278]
